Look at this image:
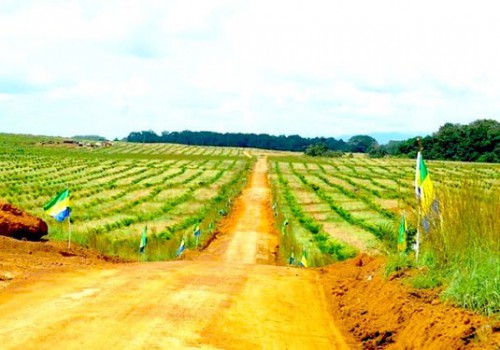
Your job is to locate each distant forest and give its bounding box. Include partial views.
[126,130,378,153]
[126,119,499,163]
[371,119,499,163]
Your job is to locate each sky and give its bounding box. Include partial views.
[1,0,500,141]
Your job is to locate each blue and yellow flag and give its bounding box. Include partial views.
[397,214,407,252]
[139,226,147,254]
[43,189,71,222]
[194,225,201,237]
[176,238,185,257]
[299,252,308,268]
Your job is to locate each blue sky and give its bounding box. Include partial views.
[1,0,499,141]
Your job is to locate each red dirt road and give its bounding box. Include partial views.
[0,158,350,349]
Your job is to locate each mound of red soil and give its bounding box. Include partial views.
[320,254,499,349]
[0,203,48,241]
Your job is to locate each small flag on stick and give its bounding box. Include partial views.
[176,238,185,257]
[139,226,147,254]
[194,225,201,237]
[288,251,295,265]
[415,152,437,219]
[194,225,201,248]
[397,214,407,253]
[299,252,308,268]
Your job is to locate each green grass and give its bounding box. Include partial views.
[412,178,500,316]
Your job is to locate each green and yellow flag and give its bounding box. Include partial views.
[415,152,435,215]
[43,189,71,222]
[139,226,147,254]
[397,214,407,252]
[299,252,308,268]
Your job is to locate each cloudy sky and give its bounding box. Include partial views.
[1,0,499,141]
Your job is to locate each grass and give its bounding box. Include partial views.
[412,178,500,316]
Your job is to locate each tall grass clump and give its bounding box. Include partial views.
[415,178,499,316]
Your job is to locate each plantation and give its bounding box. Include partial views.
[0,134,252,260]
[1,133,499,317]
[270,154,499,315]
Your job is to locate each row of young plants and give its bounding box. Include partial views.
[285,163,396,247]
[7,157,209,211]
[83,158,254,260]
[3,160,150,210]
[72,159,213,215]
[272,162,357,266]
[95,141,242,158]
[76,160,237,236]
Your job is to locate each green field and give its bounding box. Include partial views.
[0,134,252,260]
[270,155,499,264]
[269,154,499,315]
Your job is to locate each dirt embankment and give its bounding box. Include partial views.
[0,236,121,289]
[320,254,499,349]
[0,203,48,241]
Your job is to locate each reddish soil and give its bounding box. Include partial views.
[0,236,120,289]
[320,254,499,349]
[0,202,48,240]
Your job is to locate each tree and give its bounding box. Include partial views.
[347,135,378,153]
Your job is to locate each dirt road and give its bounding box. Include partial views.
[0,158,350,349]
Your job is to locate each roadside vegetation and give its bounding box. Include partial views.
[268,154,499,317]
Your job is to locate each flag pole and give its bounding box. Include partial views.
[415,138,423,263]
[416,207,421,262]
[68,213,72,250]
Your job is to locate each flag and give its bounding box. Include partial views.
[397,214,407,252]
[415,152,439,232]
[139,226,147,253]
[281,218,288,235]
[176,238,185,256]
[43,189,71,222]
[299,252,308,268]
[415,152,436,215]
[288,251,295,265]
[193,225,201,237]
[209,221,214,232]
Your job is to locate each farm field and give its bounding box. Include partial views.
[269,155,500,266]
[0,134,253,260]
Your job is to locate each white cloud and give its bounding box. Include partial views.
[0,0,499,140]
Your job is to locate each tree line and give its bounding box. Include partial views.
[126,130,378,153]
[126,119,499,162]
[369,119,499,163]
